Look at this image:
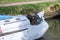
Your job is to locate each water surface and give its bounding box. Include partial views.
[44,17,60,40]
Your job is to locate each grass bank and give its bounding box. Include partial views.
[0,2,59,15]
[0,0,48,4]
[0,0,34,4]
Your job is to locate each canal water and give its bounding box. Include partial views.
[44,16,60,40]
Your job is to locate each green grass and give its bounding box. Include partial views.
[0,2,58,15]
[0,0,41,4]
[0,0,30,4]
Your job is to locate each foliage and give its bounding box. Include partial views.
[0,2,59,15]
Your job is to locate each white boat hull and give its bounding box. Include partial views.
[0,11,49,40]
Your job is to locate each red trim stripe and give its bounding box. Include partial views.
[0,27,3,35]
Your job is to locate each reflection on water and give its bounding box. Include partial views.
[44,18,60,40]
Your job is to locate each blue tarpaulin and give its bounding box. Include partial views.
[0,15,12,20]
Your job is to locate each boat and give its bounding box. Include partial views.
[0,10,49,40]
